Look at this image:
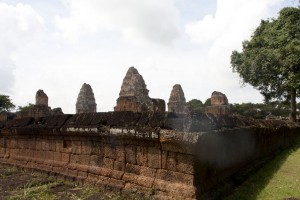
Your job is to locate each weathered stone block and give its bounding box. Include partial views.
[52,166,63,174]
[78,155,90,165]
[177,153,194,174]
[78,171,87,179]
[162,151,167,169]
[125,163,140,175]
[148,147,161,169]
[125,145,136,164]
[97,176,125,191]
[70,154,79,164]
[62,140,72,153]
[68,169,78,177]
[104,144,116,159]
[61,153,70,163]
[55,140,63,152]
[35,140,43,150]
[113,161,125,171]
[91,140,102,155]
[140,166,156,177]
[9,148,19,157]
[42,140,50,151]
[43,151,54,160]
[48,140,56,151]
[108,169,124,179]
[81,141,92,155]
[167,151,177,171]
[23,149,33,158]
[76,164,89,172]
[155,169,193,185]
[115,145,125,161]
[0,148,5,155]
[136,146,147,166]
[71,141,81,154]
[90,155,103,167]
[103,157,114,168]
[9,139,16,148]
[27,139,36,150]
[123,173,154,188]
[153,179,196,199]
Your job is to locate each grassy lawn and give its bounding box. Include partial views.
[226,141,300,200]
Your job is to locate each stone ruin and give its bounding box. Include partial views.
[76,83,97,114]
[167,84,187,113]
[206,91,232,115]
[211,91,228,105]
[36,89,48,106]
[114,67,165,112]
[16,89,63,119]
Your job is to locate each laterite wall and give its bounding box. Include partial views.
[0,112,299,199]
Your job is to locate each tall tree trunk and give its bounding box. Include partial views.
[290,88,296,122]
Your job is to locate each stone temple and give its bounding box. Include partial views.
[76,83,97,114]
[36,89,48,106]
[206,91,231,115]
[16,89,63,118]
[114,67,165,112]
[168,84,186,113]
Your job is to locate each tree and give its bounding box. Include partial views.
[204,98,211,107]
[231,102,290,119]
[0,95,15,112]
[18,103,34,112]
[186,99,204,112]
[231,7,300,122]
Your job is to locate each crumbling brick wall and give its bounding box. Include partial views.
[0,112,299,199]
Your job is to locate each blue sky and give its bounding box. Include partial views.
[0,0,295,113]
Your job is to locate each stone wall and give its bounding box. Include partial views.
[0,112,299,199]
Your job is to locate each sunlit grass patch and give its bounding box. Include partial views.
[226,141,300,200]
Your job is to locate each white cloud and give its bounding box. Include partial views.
[184,0,285,103]
[185,0,283,50]
[0,3,44,93]
[55,0,180,45]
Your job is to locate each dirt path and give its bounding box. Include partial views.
[0,165,146,200]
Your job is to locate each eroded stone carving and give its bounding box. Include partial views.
[36,90,48,106]
[211,91,228,106]
[115,67,165,112]
[76,83,97,114]
[206,91,231,115]
[168,84,186,113]
[16,89,63,119]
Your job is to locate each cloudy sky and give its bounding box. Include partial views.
[0,0,295,114]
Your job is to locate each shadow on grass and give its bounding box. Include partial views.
[225,139,300,200]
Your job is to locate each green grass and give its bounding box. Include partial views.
[226,141,300,200]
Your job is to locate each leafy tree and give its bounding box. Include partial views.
[232,102,290,119]
[231,7,300,122]
[186,99,204,112]
[0,95,15,112]
[204,98,211,107]
[18,103,34,112]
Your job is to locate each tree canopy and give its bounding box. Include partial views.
[231,7,300,121]
[18,103,34,112]
[186,99,204,112]
[232,102,290,119]
[0,95,15,112]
